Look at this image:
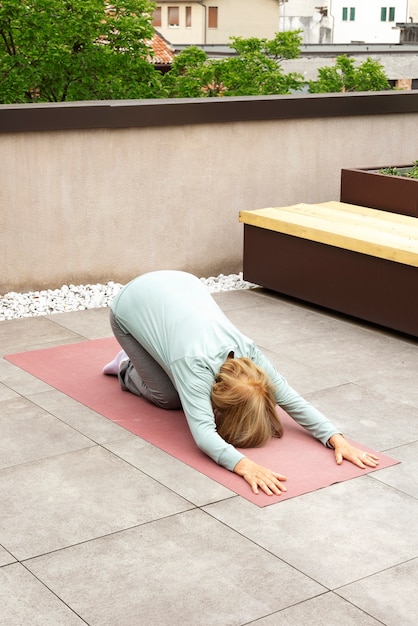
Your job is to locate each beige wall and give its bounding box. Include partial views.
[409,0,418,21]
[155,2,205,45]
[155,0,279,45]
[205,0,279,44]
[1,105,418,293]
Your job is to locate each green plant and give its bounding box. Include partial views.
[162,31,305,98]
[308,55,391,93]
[379,161,418,179]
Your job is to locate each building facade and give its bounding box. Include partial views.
[329,1,408,43]
[151,0,281,45]
[279,1,331,43]
[152,1,416,47]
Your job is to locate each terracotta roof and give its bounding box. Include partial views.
[148,31,175,65]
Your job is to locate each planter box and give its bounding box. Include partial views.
[341,167,418,218]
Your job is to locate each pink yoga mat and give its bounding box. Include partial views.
[5,337,399,506]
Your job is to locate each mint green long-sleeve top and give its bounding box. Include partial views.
[111,270,340,471]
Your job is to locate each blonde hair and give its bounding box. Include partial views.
[211,357,283,448]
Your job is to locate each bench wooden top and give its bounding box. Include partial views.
[239,201,418,267]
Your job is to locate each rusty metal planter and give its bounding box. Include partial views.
[340,167,418,218]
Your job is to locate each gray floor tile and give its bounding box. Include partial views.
[0,315,83,355]
[0,446,192,560]
[262,347,350,395]
[0,358,53,395]
[250,592,383,625]
[302,382,418,451]
[224,301,342,348]
[336,558,418,626]
[105,437,236,507]
[355,368,418,410]
[204,477,418,589]
[0,546,15,567]
[25,509,325,626]
[274,327,418,384]
[370,441,418,499]
[212,288,274,311]
[0,396,94,470]
[48,306,113,340]
[0,382,19,402]
[0,563,85,625]
[29,389,133,444]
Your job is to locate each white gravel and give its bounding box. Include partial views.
[0,273,257,321]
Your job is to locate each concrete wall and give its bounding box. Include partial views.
[281,49,418,82]
[1,92,418,292]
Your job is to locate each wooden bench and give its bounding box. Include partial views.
[239,201,418,337]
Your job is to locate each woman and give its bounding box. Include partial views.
[104,270,378,496]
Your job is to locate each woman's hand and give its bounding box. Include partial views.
[233,457,287,496]
[328,434,379,468]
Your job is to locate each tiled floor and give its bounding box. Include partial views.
[1,288,417,626]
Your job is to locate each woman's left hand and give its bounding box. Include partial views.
[328,434,379,469]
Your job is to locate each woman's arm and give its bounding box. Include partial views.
[253,347,340,444]
[172,359,246,471]
[253,347,379,468]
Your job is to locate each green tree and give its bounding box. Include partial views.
[230,30,303,61]
[0,0,163,103]
[162,46,208,98]
[308,55,391,93]
[163,31,304,98]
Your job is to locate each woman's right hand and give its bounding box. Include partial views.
[233,457,287,496]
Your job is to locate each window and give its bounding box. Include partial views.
[208,6,218,28]
[152,7,162,27]
[381,7,396,22]
[168,6,179,27]
[342,7,355,21]
[185,6,192,28]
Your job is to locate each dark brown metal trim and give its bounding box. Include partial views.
[2,90,418,133]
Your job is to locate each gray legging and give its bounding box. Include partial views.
[110,311,181,410]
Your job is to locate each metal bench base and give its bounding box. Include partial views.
[243,224,418,338]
